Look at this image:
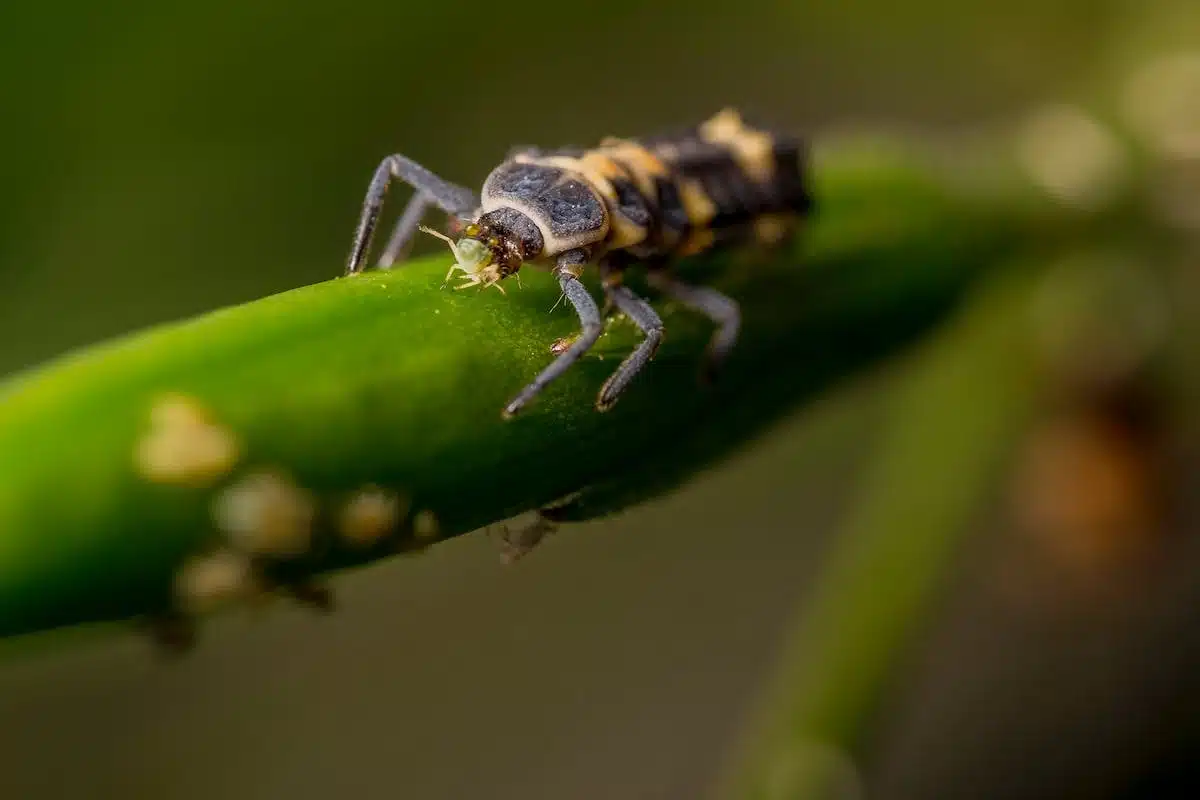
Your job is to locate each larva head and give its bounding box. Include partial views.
[420,224,520,291]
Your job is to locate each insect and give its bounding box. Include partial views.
[344,109,812,418]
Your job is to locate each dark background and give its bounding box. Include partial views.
[1,2,1199,798]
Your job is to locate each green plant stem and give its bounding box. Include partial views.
[0,145,1059,640]
[721,267,1041,799]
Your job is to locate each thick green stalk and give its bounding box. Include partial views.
[0,146,1037,640]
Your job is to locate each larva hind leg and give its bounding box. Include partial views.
[647,271,741,383]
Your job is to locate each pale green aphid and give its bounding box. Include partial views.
[419,225,507,292]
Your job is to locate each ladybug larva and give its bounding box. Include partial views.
[344,109,812,418]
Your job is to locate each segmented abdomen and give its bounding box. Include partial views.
[502,109,810,263]
[606,108,810,260]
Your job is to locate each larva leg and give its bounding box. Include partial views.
[503,250,602,418]
[596,284,663,411]
[647,271,741,382]
[345,154,479,276]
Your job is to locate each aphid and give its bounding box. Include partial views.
[344,109,812,417]
[338,485,407,548]
[135,393,240,487]
[212,469,315,558]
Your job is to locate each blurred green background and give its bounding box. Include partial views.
[2,1,1199,798]
[0,0,1145,375]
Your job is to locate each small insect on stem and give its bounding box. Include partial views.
[418,225,507,294]
[343,109,813,417]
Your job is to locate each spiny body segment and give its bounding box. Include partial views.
[345,109,812,416]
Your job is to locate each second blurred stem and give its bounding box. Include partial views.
[721,265,1043,800]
